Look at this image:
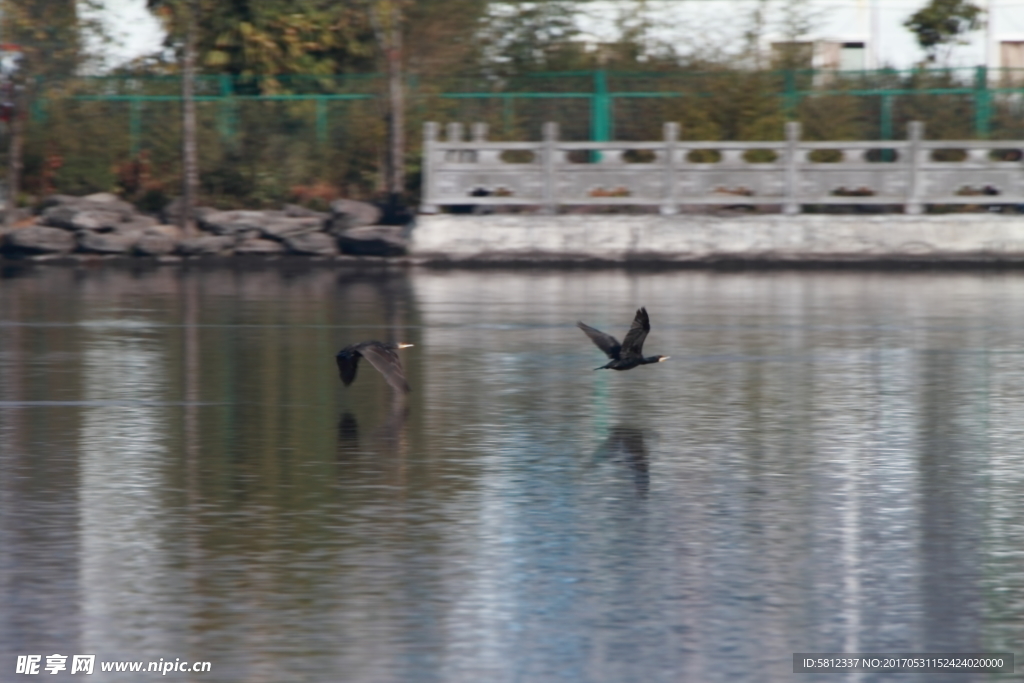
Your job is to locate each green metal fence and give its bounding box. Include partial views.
[16,67,1024,206]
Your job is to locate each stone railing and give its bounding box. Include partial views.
[420,121,1024,215]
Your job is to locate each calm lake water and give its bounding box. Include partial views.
[1,263,1023,682]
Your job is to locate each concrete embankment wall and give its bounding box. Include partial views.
[411,214,1024,265]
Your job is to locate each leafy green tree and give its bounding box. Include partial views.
[141,0,376,81]
[1,0,92,77]
[402,0,490,78]
[3,1,111,219]
[477,1,591,75]
[201,2,376,77]
[904,0,982,64]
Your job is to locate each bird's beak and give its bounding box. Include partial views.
[397,343,415,348]
[659,356,670,362]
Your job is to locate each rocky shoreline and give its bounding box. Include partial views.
[10,198,1024,269]
[0,194,410,262]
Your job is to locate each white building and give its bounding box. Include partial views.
[576,0,1024,71]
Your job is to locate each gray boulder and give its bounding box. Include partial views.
[0,205,31,225]
[83,192,121,203]
[260,216,323,241]
[81,193,138,215]
[39,204,111,231]
[199,210,276,238]
[3,225,76,254]
[235,237,286,255]
[161,197,218,226]
[77,230,141,254]
[38,194,82,210]
[283,203,329,220]
[68,209,126,232]
[336,225,408,257]
[284,232,339,256]
[38,194,136,230]
[327,199,381,234]
[177,235,236,256]
[135,224,184,256]
[119,215,158,233]
[144,224,185,240]
[134,233,178,256]
[159,198,182,224]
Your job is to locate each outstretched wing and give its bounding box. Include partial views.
[358,343,411,394]
[619,307,651,359]
[336,347,361,386]
[577,321,622,360]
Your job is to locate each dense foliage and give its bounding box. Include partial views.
[904,0,983,64]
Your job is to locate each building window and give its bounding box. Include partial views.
[839,42,865,71]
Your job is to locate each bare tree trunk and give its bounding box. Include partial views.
[4,83,23,230]
[371,1,405,215]
[386,20,404,207]
[180,0,200,234]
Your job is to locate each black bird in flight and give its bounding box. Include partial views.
[577,307,669,371]
[336,341,414,393]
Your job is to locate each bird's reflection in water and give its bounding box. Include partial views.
[336,399,409,460]
[593,426,651,496]
[337,411,361,452]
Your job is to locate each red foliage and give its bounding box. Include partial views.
[289,180,339,205]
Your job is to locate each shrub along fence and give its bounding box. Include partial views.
[8,67,1024,209]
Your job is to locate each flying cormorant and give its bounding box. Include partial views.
[336,341,413,393]
[577,307,669,371]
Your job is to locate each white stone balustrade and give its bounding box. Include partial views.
[420,121,1024,216]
